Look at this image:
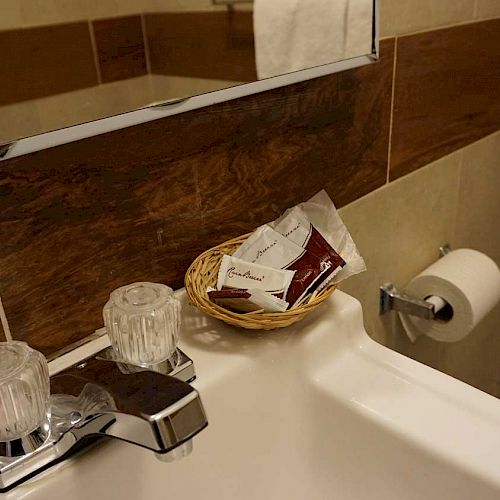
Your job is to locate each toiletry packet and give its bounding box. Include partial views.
[232,225,332,308]
[217,254,295,299]
[208,288,289,313]
[270,205,345,291]
[297,190,366,283]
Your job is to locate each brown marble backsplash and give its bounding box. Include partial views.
[0,18,499,355]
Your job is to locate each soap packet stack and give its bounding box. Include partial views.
[208,190,365,313]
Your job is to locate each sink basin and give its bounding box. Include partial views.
[6,290,500,499]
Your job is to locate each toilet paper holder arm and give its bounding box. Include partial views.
[379,244,452,320]
[380,283,436,320]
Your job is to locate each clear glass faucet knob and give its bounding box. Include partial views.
[103,282,181,366]
[0,341,50,442]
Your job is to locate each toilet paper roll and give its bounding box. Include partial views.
[399,249,500,343]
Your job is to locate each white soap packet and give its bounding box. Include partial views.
[216,254,295,299]
[208,288,289,313]
[233,225,333,307]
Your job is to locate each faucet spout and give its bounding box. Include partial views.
[50,357,208,454]
[0,350,207,492]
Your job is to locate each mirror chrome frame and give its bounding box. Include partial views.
[1,0,378,162]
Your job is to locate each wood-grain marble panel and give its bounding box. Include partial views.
[390,19,500,179]
[146,11,257,82]
[197,39,395,245]
[93,15,147,83]
[0,140,203,354]
[0,39,393,354]
[0,22,98,106]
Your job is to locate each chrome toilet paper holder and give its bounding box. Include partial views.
[380,283,436,320]
[379,245,451,320]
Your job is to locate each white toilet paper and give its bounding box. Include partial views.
[399,249,500,343]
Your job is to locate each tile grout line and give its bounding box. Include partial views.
[141,14,152,75]
[473,0,479,20]
[88,19,103,85]
[386,36,398,184]
[0,294,12,341]
[451,148,466,252]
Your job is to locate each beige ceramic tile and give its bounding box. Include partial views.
[35,87,100,133]
[338,185,397,347]
[49,0,91,23]
[88,0,146,20]
[339,150,462,367]
[35,76,152,135]
[454,130,500,263]
[19,0,90,28]
[388,149,462,285]
[19,0,63,28]
[93,76,153,117]
[381,151,462,366]
[380,0,475,37]
[0,2,23,31]
[0,100,43,144]
[6,0,147,28]
[475,0,500,20]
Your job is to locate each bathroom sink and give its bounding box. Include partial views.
[6,291,500,499]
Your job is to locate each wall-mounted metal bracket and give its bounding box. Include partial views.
[379,283,436,320]
[379,244,452,320]
[439,244,451,257]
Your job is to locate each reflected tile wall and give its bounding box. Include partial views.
[0,22,98,106]
[0,76,153,145]
[93,15,147,83]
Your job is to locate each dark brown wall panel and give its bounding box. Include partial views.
[93,15,147,83]
[0,22,98,106]
[146,11,257,82]
[0,39,393,355]
[390,19,500,179]
[198,39,395,245]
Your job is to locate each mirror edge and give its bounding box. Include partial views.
[1,0,379,162]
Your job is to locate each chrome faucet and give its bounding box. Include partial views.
[0,347,208,492]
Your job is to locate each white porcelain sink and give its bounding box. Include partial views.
[6,291,500,499]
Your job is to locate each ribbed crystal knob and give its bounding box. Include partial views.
[103,282,181,366]
[0,342,50,442]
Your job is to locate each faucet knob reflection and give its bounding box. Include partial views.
[0,347,208,492]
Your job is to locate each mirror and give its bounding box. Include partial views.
[0,0,376,149]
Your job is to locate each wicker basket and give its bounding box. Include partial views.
[184,233,336,330]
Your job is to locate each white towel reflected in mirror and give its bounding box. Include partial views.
[254,0,374,79]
